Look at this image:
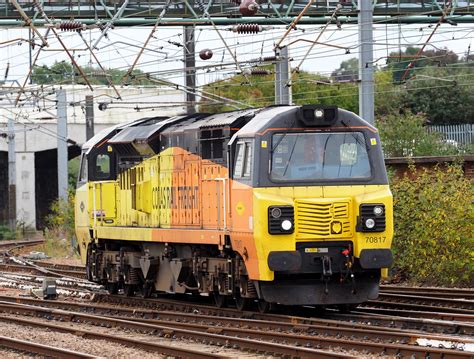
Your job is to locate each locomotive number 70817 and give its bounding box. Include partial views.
[365,236,387,244]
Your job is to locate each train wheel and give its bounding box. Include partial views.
[123,284,135,297]
[235,296,251,311]
[85,245,94,282]
[213,292,227,308]
[337,304,358,313]
[106,282,118,295]
[142,283,154,298]
[257,299,274,313]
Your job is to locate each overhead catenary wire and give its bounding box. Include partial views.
[0,3,472,119]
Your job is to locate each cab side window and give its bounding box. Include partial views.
[78,154,88,183]
[234,140,253,179]
[95,154,111,179]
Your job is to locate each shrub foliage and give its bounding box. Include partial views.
[390,163,473,286]
[45,192,75,242]
[377,112,459,157]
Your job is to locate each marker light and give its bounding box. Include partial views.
[373,206,384,217]
[271,207,282,219]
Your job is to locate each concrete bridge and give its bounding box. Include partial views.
[0,85,186,229]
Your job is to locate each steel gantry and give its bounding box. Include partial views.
[0,1,473,26]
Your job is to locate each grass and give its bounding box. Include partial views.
[42,228,80,259]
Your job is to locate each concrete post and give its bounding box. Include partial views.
[7,117,16,231]
[358,0,375,125]
[274,46,292,105]
[57,90,68,200]
[85,95,94,140]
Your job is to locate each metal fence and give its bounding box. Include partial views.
[427,124,474,145]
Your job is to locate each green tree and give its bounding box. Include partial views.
[400,66,474,125]
[331,57,358,82]
[386,46,459,83]
[32,62,153,85]
[32,61,74,84]
[374,70,402,117]
[376,111,459,157]
[200,68,359,113]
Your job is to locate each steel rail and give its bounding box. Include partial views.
[2,294,472,336]
[0,239,44,250]
[0,300,471,358]
[376,292,474,310]
[364,299,474,315]
[0,301,356,358]
[1,295,471,348]
[96,294,474,335]
[0,263,86,279]
[32,261,85,271]
[5,257,90,281]
[0,261,73,279]
[0,335,96,359]
[0,316,223,359]
[355,306,474,322]
[380,285,474,299]
[0,270,98,294]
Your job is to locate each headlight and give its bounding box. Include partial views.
[358,204,386,232]
[281,220,292,231]
[268,206,294,234]
[373,206,384,217]
[314,108,324,118]
[365,218,376,229]
[271,207,282,219]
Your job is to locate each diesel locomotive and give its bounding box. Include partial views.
[75,105,393,311]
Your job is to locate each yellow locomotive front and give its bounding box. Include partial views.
[237,105,393,306]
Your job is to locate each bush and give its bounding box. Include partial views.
[44,192,76,250]
[0,225,16,240]
[390,163,473,286]
[43,192,78,258]
[377,112,460,157]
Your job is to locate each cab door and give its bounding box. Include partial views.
[230,139,254,232]
[75,152,91,263]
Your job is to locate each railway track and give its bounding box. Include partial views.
[0,239,44,257]
[0,262,87,280]
[0,315,225,359]
[0,258,87,280]
[4,258,473,321]
[0,300,355,358]
[1,295,472,349]
[94,293,474,336]
[0,271,102,297]
[2,258,472,357]
[0,335,96,359]
[374,292,474,310]
[0,298,471,358]
[381,285,474,300]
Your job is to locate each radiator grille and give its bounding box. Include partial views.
[295,200,352,239]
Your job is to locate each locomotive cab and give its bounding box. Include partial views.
[233,105,393,305]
